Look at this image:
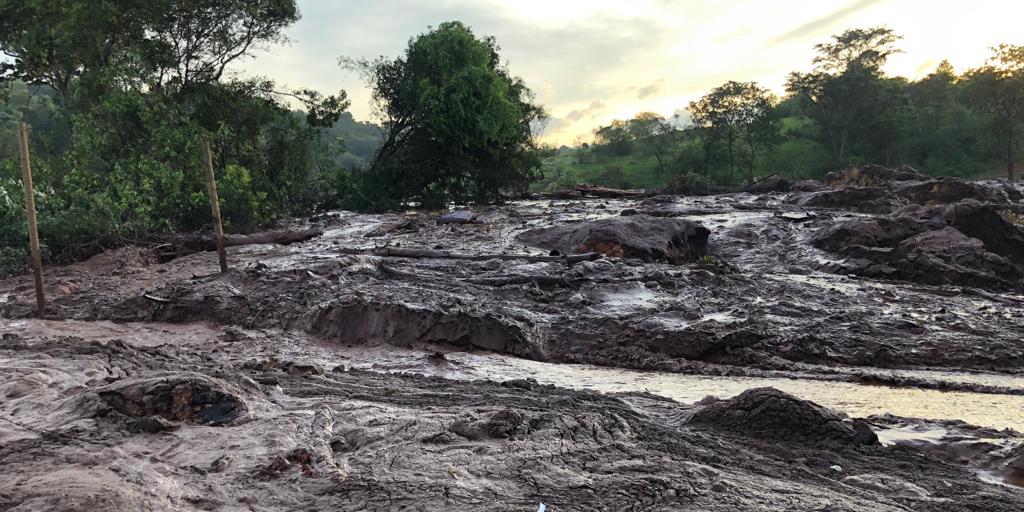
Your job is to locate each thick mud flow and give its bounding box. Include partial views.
[3,170,1024,510]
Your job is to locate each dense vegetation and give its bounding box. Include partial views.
[0,0,352,272]
[536,28,1024,192]
[341,21,545,210]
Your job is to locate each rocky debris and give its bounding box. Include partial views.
[688,388,878,447]
[517,215,711,263]
[811,201,1024,288]
[747,174,792,193]
[436,209,476,224]
[97,374,247,426]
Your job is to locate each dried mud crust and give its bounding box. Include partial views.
[2,333,1023,511]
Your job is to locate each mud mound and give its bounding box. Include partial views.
[787,186,906,213]
[448,409,530,440]
[747,174,792,193]
[98,374,246,426]
[689,388,877,447]
[811,201,1024,288]
[308,300,545,358]
[517,215,710,263]
[824,164,928,188]
[791,165,1021,214]
[897,177,1023,205]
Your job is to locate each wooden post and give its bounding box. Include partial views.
[202,141,228,273]
[17,122,45,316]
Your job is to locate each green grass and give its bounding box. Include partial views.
[532,153,671,192]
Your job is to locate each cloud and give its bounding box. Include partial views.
[771,0,887,45]
[637,79,665,99]
[565,100,607,122]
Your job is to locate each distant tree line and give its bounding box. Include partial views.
[571,28,1024,190]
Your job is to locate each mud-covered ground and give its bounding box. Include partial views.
[2,166,1024,510]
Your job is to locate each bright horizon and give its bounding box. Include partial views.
[234,0,1024,145]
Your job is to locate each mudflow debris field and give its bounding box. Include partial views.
[3,166,1024,510]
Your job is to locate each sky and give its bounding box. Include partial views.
[234,0,1024,145]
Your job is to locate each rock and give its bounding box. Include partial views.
[516,215,711,264]
[437,210,476,224]
[688,388,877,447]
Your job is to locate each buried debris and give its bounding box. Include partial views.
[436,210,476,224]
[98,374,247,426]
[516,215,711,263]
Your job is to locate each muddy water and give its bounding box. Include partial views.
[4,318,1023,431]
[337,345,1024,431]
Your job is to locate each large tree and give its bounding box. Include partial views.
[964,44,1024,180]
[0,0,348,264]
[627,112,675,171]
[786,27,901,165]
[345,22,545,208]
[689,81,778,185]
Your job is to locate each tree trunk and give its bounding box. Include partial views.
[1008,125,1015,181]
[747,137,755,187]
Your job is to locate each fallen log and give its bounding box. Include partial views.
[159,228,324,260]
[543,184,650,199]
[335,247,602,264]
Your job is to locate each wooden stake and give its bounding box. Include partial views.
[17,122,45,316]
[202,141,228,273]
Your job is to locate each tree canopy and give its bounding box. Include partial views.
[344,21,545,209]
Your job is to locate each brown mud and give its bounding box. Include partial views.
[2,166,1024,509]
